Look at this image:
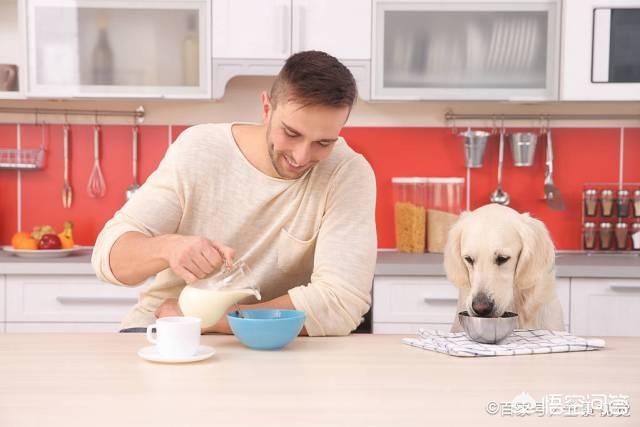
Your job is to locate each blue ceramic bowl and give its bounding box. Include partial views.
[227,309,305,350]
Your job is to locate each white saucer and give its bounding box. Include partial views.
[138,345,216,363]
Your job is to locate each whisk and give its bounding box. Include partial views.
[87,125,106,198]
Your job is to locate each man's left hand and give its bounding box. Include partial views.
[155,298,183,318]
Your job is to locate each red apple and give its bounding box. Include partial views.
[38,234,62,250]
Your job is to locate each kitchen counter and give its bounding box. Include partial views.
[1,248,639,279]
[375,250,640,278]
[0,333,636,427]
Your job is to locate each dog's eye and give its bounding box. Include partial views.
[464,256,474,266]
[495,255,511,266]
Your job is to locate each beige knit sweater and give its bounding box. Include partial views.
[91,123,377,336]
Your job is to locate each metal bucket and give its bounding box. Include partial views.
[509,132,538,167]
[460,130,490,168]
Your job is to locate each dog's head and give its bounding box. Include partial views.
[443,204,555,317]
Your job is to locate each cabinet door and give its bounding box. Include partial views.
[373,276,459,324]
[26,0,210,98]
[292,0,371,60]
[372,0,560,100]
[212,0,291,59]
[571,278,640,337]
[556,278,570,330]
[6,275,149,323]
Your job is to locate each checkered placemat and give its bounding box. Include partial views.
[402,329,606,357]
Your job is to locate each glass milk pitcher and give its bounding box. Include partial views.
[178,260,261,328]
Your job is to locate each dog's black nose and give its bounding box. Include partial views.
[472,293,494,317]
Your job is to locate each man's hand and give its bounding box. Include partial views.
[154,298,183,318]
[166,236,235,283]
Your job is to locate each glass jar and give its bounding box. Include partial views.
[615,222,629,250]
[600,189,615,217]
[617,190,630,218]
[633,190,640,218]
[584,189,598,217]
[583,222,597,250]
[426,177,464,253]
[178,260,261,328]
[392,177,429,253]
[632,223,640,251]
[599,222,613,250]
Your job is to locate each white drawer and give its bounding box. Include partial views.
[373,322,452,335]
[6,275,148,322]
[6,322,122,333]
[373,276,458,324]
[571,278,640,337]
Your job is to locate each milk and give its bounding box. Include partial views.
[178,286,261,328]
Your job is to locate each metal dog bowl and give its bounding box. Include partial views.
[458,311,518,344]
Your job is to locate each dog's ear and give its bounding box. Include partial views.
[514,213,556,290]
[443,212,470,289]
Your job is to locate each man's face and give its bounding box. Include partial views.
[262,93,350,179]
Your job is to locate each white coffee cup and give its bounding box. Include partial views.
[146,316,201,358]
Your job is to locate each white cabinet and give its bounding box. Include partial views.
[211,0,371,99]
[24,0,211,99]
[372,0,561,100]
[373,276,459,334]
[5,275,149,332]
[373,276,571,335]
[212,0,290,60]
[571,278,640,337]
[0,0,25,99]
[291,0,371,61]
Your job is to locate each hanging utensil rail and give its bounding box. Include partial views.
[0,106,145,124]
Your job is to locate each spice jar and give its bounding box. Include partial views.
[583,222,597,250]
[615,222,628,250]
[600,189,615,217]
[584,189,598,217]
[426,177,464,253]
[632,223,640,250]
[633,190,640,218]
[617,190,630,218]
[599,222,613,250]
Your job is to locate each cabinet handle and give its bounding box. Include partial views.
[609,283,640,291]
[281,4,290,55]
[423,297,458,303]
[56,296,138,305]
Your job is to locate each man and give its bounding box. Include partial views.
[92,50,377,336]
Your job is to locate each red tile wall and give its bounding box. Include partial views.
[1,124,638,250]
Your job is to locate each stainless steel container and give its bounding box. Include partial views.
[599,222,613,249]
[461,130,490,168]
[584,189,598,217]
[615,222,629,250]
[458,311,518,344]
[583,222,597,250]
[509,132,538,167]
[601,189,615,217]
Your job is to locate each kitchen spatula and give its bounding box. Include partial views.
[544,127,564,210]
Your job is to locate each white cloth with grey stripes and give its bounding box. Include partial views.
[403,329,606,357]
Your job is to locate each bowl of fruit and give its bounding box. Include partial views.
[3,222,79,258]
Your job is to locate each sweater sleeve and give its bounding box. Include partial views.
[91,130,190,286]
[288,155,378,336]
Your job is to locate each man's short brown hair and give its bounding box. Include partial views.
[270,50,357,110]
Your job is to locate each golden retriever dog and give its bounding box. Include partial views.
[444,204,564,332]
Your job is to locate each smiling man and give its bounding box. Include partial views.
[92,50,378,336]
